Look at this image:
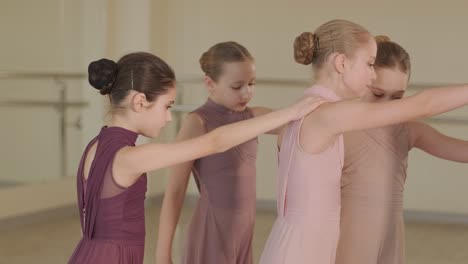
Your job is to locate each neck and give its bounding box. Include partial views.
[208,95,223,106]
[109,114,139,134]
[314,69,357,100]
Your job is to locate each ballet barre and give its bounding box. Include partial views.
[0,71,86,178]
[1,71,466,179]
[178,76,454,92]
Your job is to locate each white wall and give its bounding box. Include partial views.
[160,0,468,215]
[1,0,468,221]
[0,0,86,183]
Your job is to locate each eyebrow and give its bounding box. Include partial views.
[371,86,405,94]
[231,80,246,85]
[168,100,175,104]
[232,78,256,84]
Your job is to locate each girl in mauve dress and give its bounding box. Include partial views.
[156,41,286,264]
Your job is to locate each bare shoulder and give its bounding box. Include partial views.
[299,102,337,154]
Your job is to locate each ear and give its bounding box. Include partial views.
[204,75,216,94]
[130,92,149,112]
[333,53,347,74]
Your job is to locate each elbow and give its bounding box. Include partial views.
[416,91,438,118]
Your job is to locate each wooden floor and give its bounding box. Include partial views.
[1,204,468,264]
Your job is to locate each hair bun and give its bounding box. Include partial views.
[294,32,316,65]
[88,58,118,95]
[375,35,391,43]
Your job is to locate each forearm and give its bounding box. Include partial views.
[155,192,186,259]
[210,107,294,152]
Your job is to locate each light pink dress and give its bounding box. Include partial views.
[259,85,344,264]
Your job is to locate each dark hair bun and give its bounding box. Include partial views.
[88,58,118,95]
